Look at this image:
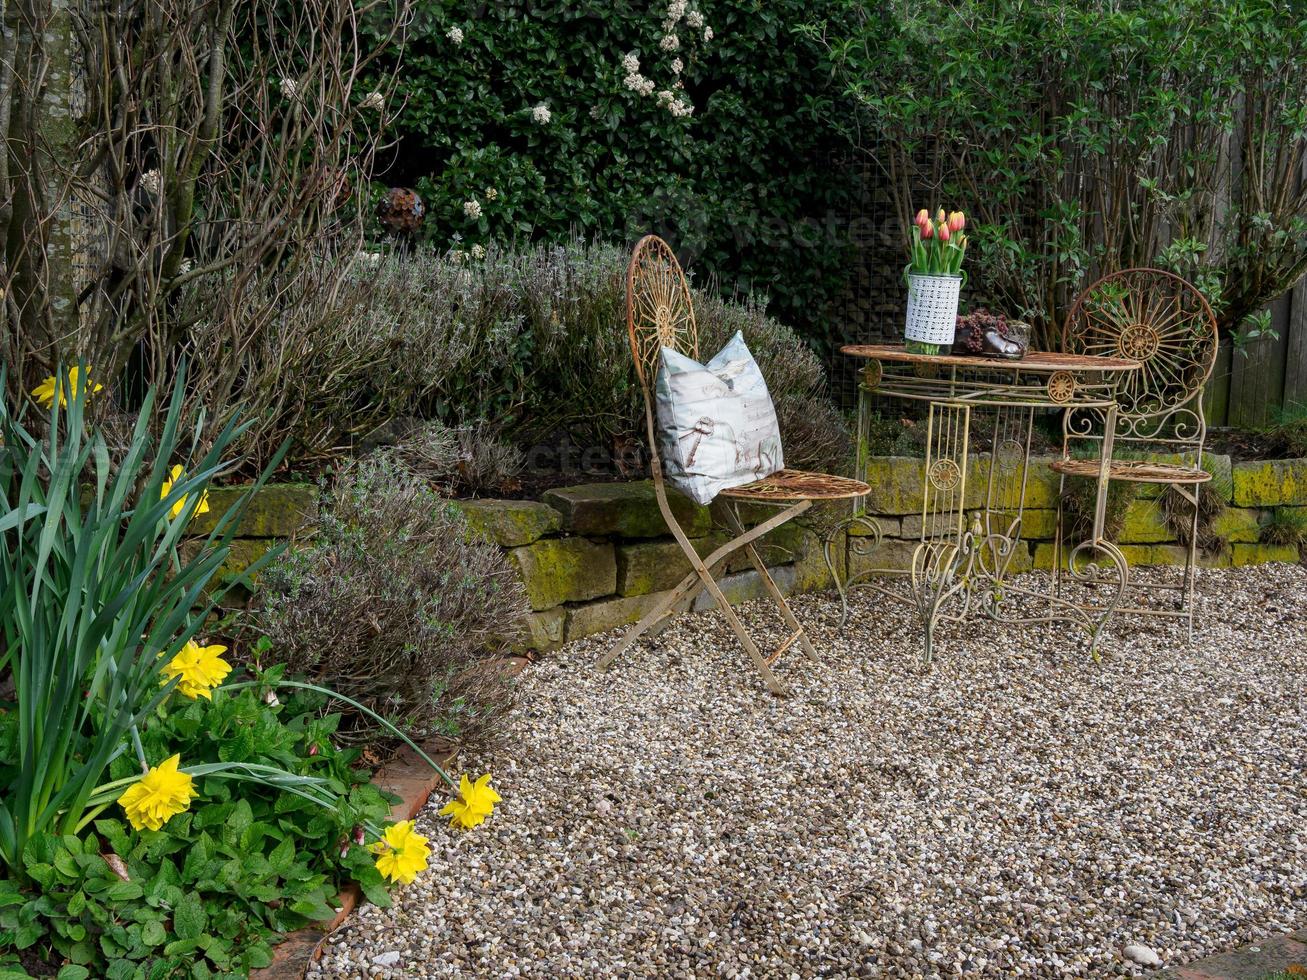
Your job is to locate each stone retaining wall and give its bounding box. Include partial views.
[449,457,1307,650]
[452,483,836,652]
[211,457,1307,650]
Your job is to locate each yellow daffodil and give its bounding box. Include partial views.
[438,773,501,830]
[160,639,232,700]
[31,366,103,408]
[370,820,431,885]
[118,754,195,831]
[160,464,210,520]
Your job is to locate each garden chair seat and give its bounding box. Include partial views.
[719,468,871,501]
[1049,457,1212,485]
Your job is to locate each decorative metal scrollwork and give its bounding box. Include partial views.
[1047,371,1076,403]
[1064,268,1218,419]
[1117,322,1161,361]
[862,360,883,389]
[927,458,962,491]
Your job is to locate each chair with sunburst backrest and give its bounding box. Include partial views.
[596,235,871,695]
[1050,268,1219,639]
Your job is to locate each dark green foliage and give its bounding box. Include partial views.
[860,411,927,459]
[1260,507,1307,550]
[1260,402,1307,459]
[362,0,858,345]
[825,0,1307,347]
[1162,483,1228,555]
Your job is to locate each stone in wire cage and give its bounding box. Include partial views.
[905,274,962,346]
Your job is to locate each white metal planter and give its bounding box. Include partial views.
[904,273,962,347]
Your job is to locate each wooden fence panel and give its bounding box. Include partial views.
[1227,292,1291,429]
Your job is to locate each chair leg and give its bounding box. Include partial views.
[696,570,787,695]
[597,566,703,671]
[647,555,729,638]
[740,541,818,662]
[1184,487,1200,644]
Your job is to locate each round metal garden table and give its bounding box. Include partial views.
[824,345,1142,665]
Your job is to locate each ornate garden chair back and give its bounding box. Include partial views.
[1061,268,1219,464]
[626,235,699,506]
[597,234,869,695]
[1053,267,1220,640]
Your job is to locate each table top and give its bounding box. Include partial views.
[840,344,1140,374]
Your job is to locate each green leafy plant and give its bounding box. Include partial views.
[0,366,284,873]
[336,241,850,473]
[246,456,529,748]
[0,687,398,977]
[1260,507,1307,550]
[1260,402,1307,459]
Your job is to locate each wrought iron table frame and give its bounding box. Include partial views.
[824,346,1142,666]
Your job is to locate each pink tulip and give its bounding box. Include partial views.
[948,211,965,232]
[938,222,951,242]
[920,221,934,239]
[936,207,946,224]
[914,208,930,227]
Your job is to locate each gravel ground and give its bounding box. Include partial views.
[309,563,1307,979]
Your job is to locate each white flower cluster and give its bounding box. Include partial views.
[279,77,298,100]
[624,70,655,97]
[657,89,694,117]
[484,186,498,201]
[620,2,709,120]
[531,102,552,124]
[463,199,482,219]
[140,169,162,195]
[470,243,486,260]
[360,90,385,111]
[446,26,464,45]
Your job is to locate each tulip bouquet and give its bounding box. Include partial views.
[904,207,969,354]
[909,208,968,278]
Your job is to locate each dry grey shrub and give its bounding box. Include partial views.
[378,241,851,471]
[381,419,525,495]
[165,240,848,475]
[245,455,528,748]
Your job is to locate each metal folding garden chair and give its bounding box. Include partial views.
[596,235,870,695]
[1050,268,1220,641]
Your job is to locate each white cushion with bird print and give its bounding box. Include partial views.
[654,331,785,505]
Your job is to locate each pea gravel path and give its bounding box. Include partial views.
[309,563,1307,979]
